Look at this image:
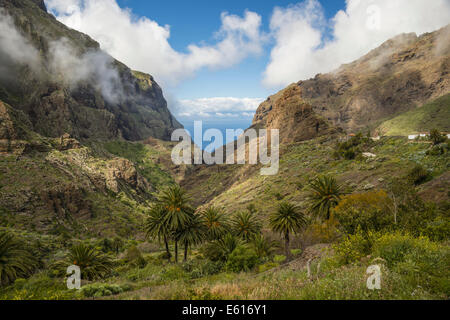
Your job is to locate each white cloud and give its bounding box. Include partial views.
[174,97,263,119]
[263,0,450,88]
[0,10,40,73]
[48,38,123,102]
[45,0,265,87]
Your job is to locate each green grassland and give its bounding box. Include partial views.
[378,94,450,136]
[1,134,448,300]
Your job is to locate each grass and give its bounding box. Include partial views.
[378,94,450,136]
[192,136,449,225]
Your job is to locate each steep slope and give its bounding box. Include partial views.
[253,26,450,141]
[0,0,181,141]
[377,93,450,136]
[183,26,450,208]
[0,0,188,237]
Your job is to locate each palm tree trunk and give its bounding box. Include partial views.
[285,231,291,261]
[174,240,178,263]
[184,241,188,262]
[164,235,171,262]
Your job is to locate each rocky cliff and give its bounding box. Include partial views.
[253,25,450,141]
[0,0,181,141]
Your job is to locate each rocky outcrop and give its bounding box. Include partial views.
[104,158,151,194]
[252,85,339,144]
[253,25,450,141]
[0,100,30,154]
[58,133,81,151]
[0,0,182,141]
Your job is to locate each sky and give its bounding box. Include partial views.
[43,0,450,149]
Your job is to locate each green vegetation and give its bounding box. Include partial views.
[1,134,448,300]
[308,176,345,220]
[270,202,307,260]
[0,232,37,286]
[102,140,175,189]
[51,243,114,281]
[378,94,450,136]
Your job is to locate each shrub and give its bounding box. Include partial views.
[333,229,376,265]
[273,255,287,264]
[422,217,450,241]
[372,232,449,294]
[81,283,131,298]
[124,246,147,268]
[0,231,37,286]
[182,260,224,279]
[202,233,241,262]
[407,165,431,186]
[51,243,114,281]
[429,129,447,145]
[225,246,259,273]
[250,234,278,260]
[426,143,448,156]
[303,214,341,243]
[333,133,372,160]
[257,261,279,273]
[333,190,393,234]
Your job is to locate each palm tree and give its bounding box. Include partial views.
[158,185,192,263]
[270,202,307,261]
[232,211,261,242]
[201,206,230,240]
[176,212,206,261]
[53,243,114,281]
[0,231,37,286]
[144,204,172,261]
[251,234,278,260]
[204,233,241,262]
[308,175,344,220]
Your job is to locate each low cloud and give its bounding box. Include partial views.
[48,38,123,102]
[263,0,450,88]
[0,10,41,78]
[173,97,262,119]
[45,0,266,87]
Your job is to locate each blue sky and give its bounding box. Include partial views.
[45,0,450,148]
[114,0,345,143]
[116,0,345,99]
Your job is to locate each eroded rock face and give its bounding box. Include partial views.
[104,158,150,193]
[253,85,338,144]
[253,25,450,142]
[58,133,81,151]
[0,0,182,141]
[0,100,30,154]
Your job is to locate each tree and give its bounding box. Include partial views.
[270,202,307,261]
[333,191,392,235]
[53,243,114,281]
[0,231,37,286]
[250,234,278,260]
[308,175,344,220]
[158,185,192,263]
[176,212,206,261]
[203,233,241,262]
[201,206,230,240]
[232,211,261,242]
[144,204,172,261]
[429,128,447,145]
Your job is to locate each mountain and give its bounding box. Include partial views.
[253,25,450,142]
[0,0,181,141]
[377,93,450,136]
[182,26,450,208]
[0,0,186,237]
